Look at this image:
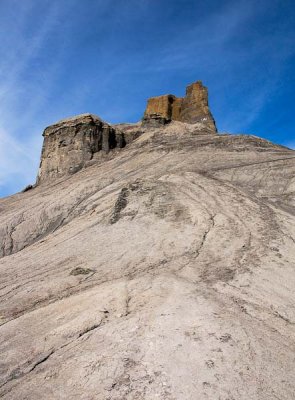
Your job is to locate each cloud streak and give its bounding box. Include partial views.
[0,1,76,195]
[0,128,41,191]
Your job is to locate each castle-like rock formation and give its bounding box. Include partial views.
[37,81,216,182]
[143,81,216,131]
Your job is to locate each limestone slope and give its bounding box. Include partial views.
[0,121,295,399]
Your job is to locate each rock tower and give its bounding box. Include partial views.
[143,81,216,132]
[37,81,217,183]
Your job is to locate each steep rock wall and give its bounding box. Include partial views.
[179,81,216,131]
[37,114,124,182]
[143,81,216,132]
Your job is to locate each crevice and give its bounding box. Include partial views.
[77,320,105,338]
[0,316,108,393]
[176,213,216,276]
[110,187,129,224]
[194,213,216,259]
[274,311,295,325]
[0,349,54,391]
[28,350,54,373]
[124,292,131,317]
[2,214,25,257]
[0,184,103,260]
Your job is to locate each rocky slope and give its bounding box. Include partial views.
[0,82,295,399]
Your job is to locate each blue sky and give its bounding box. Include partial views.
[0,0,294,197]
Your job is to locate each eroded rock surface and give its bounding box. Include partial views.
[180,81,216,130]
[143,81,216,132]
[37,113,125,182]
[38,81,217,184]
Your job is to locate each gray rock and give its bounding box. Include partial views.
[37,113,125,182]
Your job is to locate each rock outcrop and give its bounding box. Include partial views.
[143,81,216,131]
[143,94,178,126]
[180,81,216,130]
[1,80,295,399]
[37,113,125,182]
[37,81,216,183]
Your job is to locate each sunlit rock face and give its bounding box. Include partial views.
[179,81,216,131]
[143,94,178,125]
[37,113,124,182]
[143,80,216,132]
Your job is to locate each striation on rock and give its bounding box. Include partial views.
[0,79,295,399]
[37,113,125,182]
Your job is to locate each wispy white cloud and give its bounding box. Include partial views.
[0,2,62,103]
[0,127,41,189]
[148,1,254,71]
[0,1,74,194]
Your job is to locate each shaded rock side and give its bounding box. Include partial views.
[37,113,125,182]
[143,80,217,132]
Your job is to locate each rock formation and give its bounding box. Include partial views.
[180,81,216,130]
[0,81,295,399]
[143,80,216,131]
[37,81,217,182]
[143,94,178,126]
[37,113,125,182]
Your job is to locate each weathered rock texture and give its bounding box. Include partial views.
[143,81,216,131]
[37,113,125,182]
[143,94,177,124]
[0,85,295,399]
[180,81,216,130]
[37,81,216,183]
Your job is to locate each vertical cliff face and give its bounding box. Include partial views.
[179,81,216,131]
[171,96,183,120]
[143,95,180,125]
[143,94,176,121]
[37,114,124,182]
[143,80,216,132]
